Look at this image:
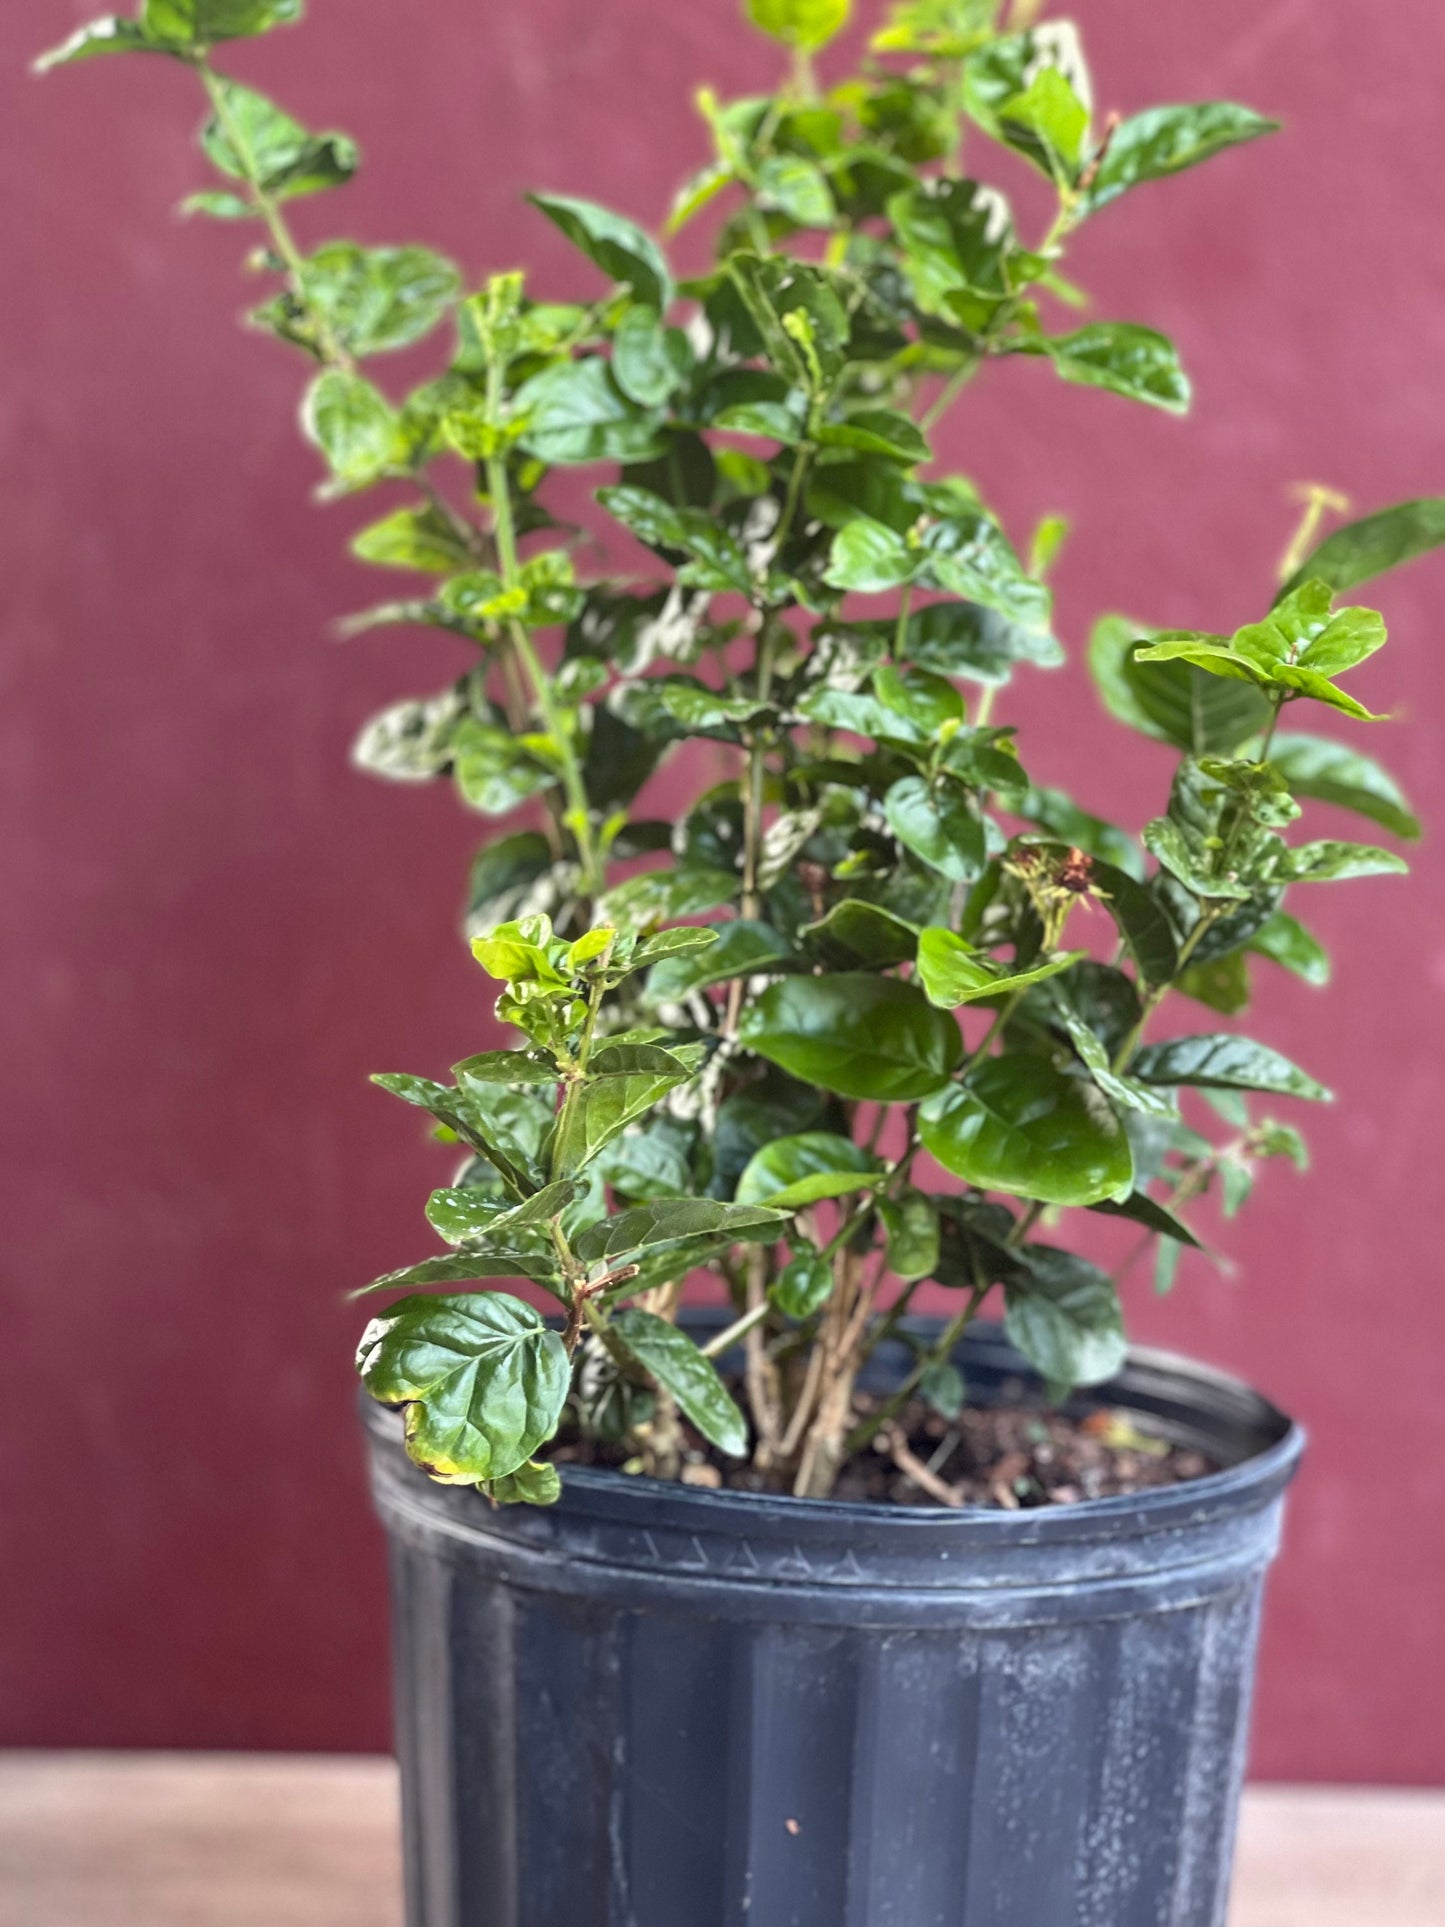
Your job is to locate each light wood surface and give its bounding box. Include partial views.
[0,1755,1440,1926]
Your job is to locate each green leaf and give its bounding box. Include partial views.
[452,721,552,815]
[611,305,688,406]
[644,920,793,1001]
[884,777,986,883]
[1249,910,1330,986]
[886,177,1014,321]
[357,1292,570,1482]
[200,77,358,201]
[771,1249,835,1318]
[355,1249,561,1296]
[610,1310,748,1456]
[745,0,851,50]
[1048,995,1179,1119]
[1043,323,1190,413]
[302,370,396,488]
[729,253,849,393]
[879,1191,941,1282]
[916,514,1052,630]
[286,243,459,358]
[36,17,173,68]
[351,504,474,573]
[1278,840,1408,883]
[599,485,756,594]
[514,358,664,466]
[1131,1034,1331,1101]
[1090,1192,1202,1249]
[601,865,739,928]
[1089,613,1273,754]
[736,1132,883,1211]
[576,1199,789,1265]
[487,1459,562,1506]
[1268,734,1420,840]
[920,1056,1134,1207]
[999,65,1090,176]
[919,1359,966,1420]
[528,192,673,310]
[755,153,838,227]
[825,516,916,592]
[1178,951,1252,1015]
[916,928,1082,1008]
[1144,816,1252,901]
[740,974,963,1102]
[800,899,919,968]
[1004,1248,1127,1390]
[145,0,302,35]
[1280,496,1445,598]
[816,408,931,466]
[892,600,1063,682]
[1082,103,1280,215]
[552,1044,700,1172]
[1089,857,1180,986]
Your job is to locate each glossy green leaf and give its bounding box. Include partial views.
[1268,734,1420,840]
[1082,102,1279,215]
[886,176,1013,320]
[1088,857,1180,987]
[920,1056,1133,1207]
[878,1190,941,1281]
[200,77,357,201]
[644,920,793,1001]
[145,0,302,35]
[740,974,963,1102]
[730,253,850,393]
[1089,613,1273,754]
[771,1248,835,1318]
[1004,1248,1127,1390]
[302,370,396,487]
[514,358,664,466]
[576,1199,789,1265]
[1278,840,1408,883]
[1249,911,1330,986]
[1044,323,1190,413]
[285,242,459,358]
[1048,998,1179,1119]
[1131,1034,1330,1101]
[884,777,986,883]
[745,0,851,50]
[736,1132,883,1210]
[611,305,688,406]
[816,408,930,465]
[1279,496,1445,598]
[357,1292,570,1482]
[916,928,1082,1008]
[611,1310,748,1456]
[36,17,175,67]
[800,899,919,968]
[1144,816,1251,901]
[755,153,837,227]
[552,1044,700,1171]
[528,192,672,309]
[355,1249,561,1296]
[601,866,739,928]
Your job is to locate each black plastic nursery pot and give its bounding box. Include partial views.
[362,1318,1303,1927]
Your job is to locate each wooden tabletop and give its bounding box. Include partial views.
[1,1755,1441,1926]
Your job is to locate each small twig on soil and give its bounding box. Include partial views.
[881,1422,962,1508]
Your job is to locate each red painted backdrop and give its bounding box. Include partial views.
[4,0,1443,1781]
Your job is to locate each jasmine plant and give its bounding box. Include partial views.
[44,0,1433,1502]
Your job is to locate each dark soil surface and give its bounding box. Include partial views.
[554,1389,1218,1510]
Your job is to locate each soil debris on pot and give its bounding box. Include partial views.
[554,1384,1217,1509]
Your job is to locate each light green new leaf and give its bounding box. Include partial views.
[736,1132,883,1211]
[528,192,672,309]
[302,370,396,488]
[919,1056,1134,1207]
[1004,1248,1127,1390]
[36,17,172,67]
[740,974,963,1102]
[1130,1034,1331,1101]
[1268,734,1420,840]
[488,1460,562,1506]
[824,516,916,593]
[1082,103,1280,215]
[357,1293,570,1483]
[611,1310,748,1456]
[146,0,302,36]
[1044,324,1190,414]
[916,928,1083,1008]
[200,77,357,201]
[286,243,459,358]
[745,0,851,51]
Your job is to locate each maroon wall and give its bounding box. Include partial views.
[4,0,1443,1780]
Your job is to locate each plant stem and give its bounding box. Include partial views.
[844,1284,989,1458]
[195,60,354,373]
[485,452,603,899]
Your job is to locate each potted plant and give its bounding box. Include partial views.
[42,2,1435,1921]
